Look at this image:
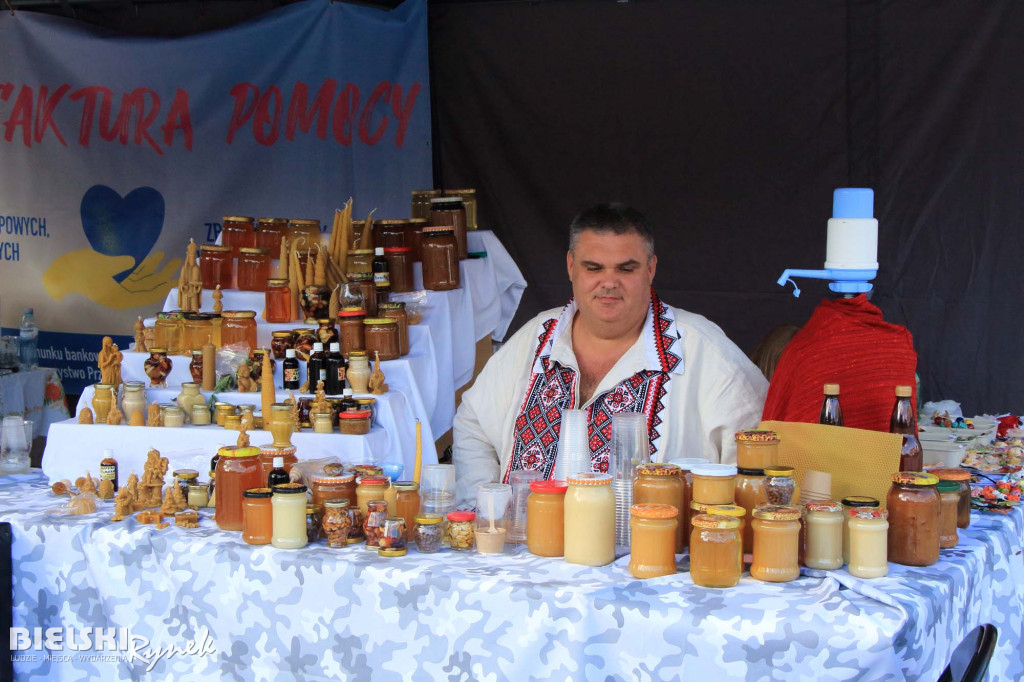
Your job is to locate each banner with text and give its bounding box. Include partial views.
[0,0,431,392]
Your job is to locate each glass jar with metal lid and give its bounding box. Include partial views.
[271,483,309,549]
[383,247,414,293]
[322,499,352,548]
[734,467,766,555]
[632,463,684,553]
[363,318,400,361]
[375,220,412,250]
[803,501,844,570]
[154,311,184,355]
[414,513,444,553]
[564,472,615,566]
[690,513,742,588]
[265,279,291,323]
[215,445,264,531]
[237,247,271,291]
[764,466,797,506]
[173,469,200,500]
[182,313,214,353]
[887,471,941,567]
[411,189,443,221]
[379,517,408,557]
[429,196,467,259]
[392,481,420,541]
[841,496,880,564]
[628,503,679,579]
[270,330,293,359]
[347,249,375,275]
[446,189,478,230]
[288,218,321,244]
[255,217,288,255]
[936,481,961,549]
[336,308,366,358]
[220,310,257,351]
[242,487,273,545]
[848,508,889,578]
[735,429,779,470]
[750,504,802,582]
[421,227,461,291]
[347,273,378,317]
[221,215,255,257]
[363,500,389,549]
[706,504,747,551]
[405,219,428,261]
[929,467,972,529]
[690,463,737,505]
[199,244,233,290]
[310,472,356,517]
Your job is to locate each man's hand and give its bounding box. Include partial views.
[43,248,182,310]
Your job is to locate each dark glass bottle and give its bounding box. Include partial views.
[306,342,327,392]
[282,348,299,390]
[338,388,358,412]
[100,451,119,493]
[372,247,391,308]
[890,385,923,471]
[819,383,844,426]
[325,342,347,395]
[268,456,290,488]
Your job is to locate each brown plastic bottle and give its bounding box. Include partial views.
[819,383,844,426]
[890,385,923,471]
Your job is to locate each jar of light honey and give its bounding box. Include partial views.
[750,504,802,583]
[734,429,779,470]
[690,463,737,505]
[628,503,678,579]
[564,472,615,567]
[527,480,567,557]
[803,501,843,570]
[220,310,257,351]
[848,508,890,579]
[633,463,684,553]
[841,496,880,564]
[689,513,742,588]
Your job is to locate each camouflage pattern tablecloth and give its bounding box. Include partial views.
[4,471,1022,681]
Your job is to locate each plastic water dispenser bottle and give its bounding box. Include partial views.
[19,308,38,370]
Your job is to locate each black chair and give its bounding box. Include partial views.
[1,522,12,682]
[938,624,998,682]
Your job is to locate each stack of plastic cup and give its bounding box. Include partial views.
[507,470,541,544]
[420,464,457,542]
[552,409,591,482]
[610,413,650,547]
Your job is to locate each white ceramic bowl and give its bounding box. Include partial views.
[922,441,967,469]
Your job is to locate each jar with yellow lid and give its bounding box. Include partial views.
[764,466,797,506]
[735,429,779,470]
[564,472,615,566]
[633,463,684,553]
[363,318,400,361]
[803,501,843,570]
[220,310,257,351]
[750,504,802,583]
[690,463,737,505]
[848,508,889,578]
[221,215,255,257]
[378,302,410,356]
[414,513,443,553]
[706,504,747,556]
[214,445,264,531]
[690,513,743,588]
[628,503,679,579]
[255,217,288,254]
[287,218,321,244]
[887,471,940,567]
[841,496,880,564]
[929,467,972,530]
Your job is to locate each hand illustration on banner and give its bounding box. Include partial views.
[43,185,181,310]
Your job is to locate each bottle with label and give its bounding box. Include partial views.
[306,343,327,391]
[325,342,347,395]
[19,308,38,370]
[372,247,391,310]
[890,385,922,471]
[819,383,844,426]
[338,388,358,412]
[100,449,119,493]
[268,456,290,488]
[283,348,299,390]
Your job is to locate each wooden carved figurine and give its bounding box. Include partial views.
[78,407,94,424]
[160,483,186,514]
[369,351,388,395]
[106,403,124,425]
[236,364,257,393]
[147,403,162,427]
[98,336,124,392]
[212,285,224,314]
[178,239,203,312]
[134,317,147,352]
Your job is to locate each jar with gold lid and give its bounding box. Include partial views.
[287,218,321,244]
[199,244,233,290]
[220,310,257,351]
[374,220,410,250]
[690,513,742,588]
[270,330,293,359]
[363,318,400,361]
[237,247,271,292]
[750,504,802,583]
[411,189,442,221]
[255,217,288,254]
[215,445,264,531]
[887,471,940,567]
[322,499,352,548]
[221,216,255,257]
[265,278,291,323]
[764,466,797,506]
[182,313,214,353]
[347,249,375,275]
[735,429,779,470]
[154,311,184,355]
[447,189,478,230]
[628,503,679,579]
[421,227,460,291]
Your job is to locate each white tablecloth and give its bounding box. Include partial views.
[0,367,70,438]
[58,383,435,480]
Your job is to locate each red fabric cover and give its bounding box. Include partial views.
[762,294,918,433]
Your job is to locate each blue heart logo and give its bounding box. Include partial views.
[80,185,165,282]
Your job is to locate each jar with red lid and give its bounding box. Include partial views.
[237,247,271,292]
[215,445,265,531]
[220,310,257,350]
[364,318,400,361]
[383,247,414,293]
[265,278,291,323]
[447,510,476,550]
[421,227,461,291]
[527,480,568,557]
[347,273,377,317]
[887,471,941,567]
[337,308,366,358]
[256,218,288,255]
[338,409,372,435]
[221,216,255,257]
[378,302,409,356]
[199,245,233,290]
[429,197,468,260]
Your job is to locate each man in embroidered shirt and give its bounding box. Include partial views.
[453,203,768,507]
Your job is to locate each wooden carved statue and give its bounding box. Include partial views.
[178,239,203,312]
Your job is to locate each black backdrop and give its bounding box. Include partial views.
[17,0,1024,414]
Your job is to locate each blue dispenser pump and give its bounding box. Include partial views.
[777,188,879,297]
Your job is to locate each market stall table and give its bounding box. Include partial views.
[0,368,69,438]
[3,471,1021,681]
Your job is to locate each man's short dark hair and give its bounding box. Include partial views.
[569,203,655,258]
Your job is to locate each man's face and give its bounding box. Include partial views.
[567,230,657,329]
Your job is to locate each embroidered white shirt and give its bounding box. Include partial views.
[453,299,768,508]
